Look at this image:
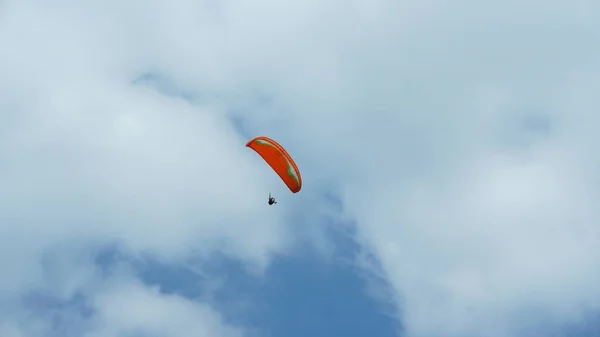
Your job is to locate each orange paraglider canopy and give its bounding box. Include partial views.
[246,136,302,193]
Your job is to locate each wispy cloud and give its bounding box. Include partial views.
[1,0,600,336]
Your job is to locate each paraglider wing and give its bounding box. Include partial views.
[246,136,302,193]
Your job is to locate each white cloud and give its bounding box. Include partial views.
[0,1,291,335]
[85,275,242,337]
[1,0,600,336]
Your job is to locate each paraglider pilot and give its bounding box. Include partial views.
[268,193,277,205]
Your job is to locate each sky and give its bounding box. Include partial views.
[1,0,600,336]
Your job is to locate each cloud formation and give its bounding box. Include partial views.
[1,0,600,336]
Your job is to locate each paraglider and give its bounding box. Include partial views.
[246,136,302,204]
[268,193,277,205]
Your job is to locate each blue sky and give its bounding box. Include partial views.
[1,0,600,337]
